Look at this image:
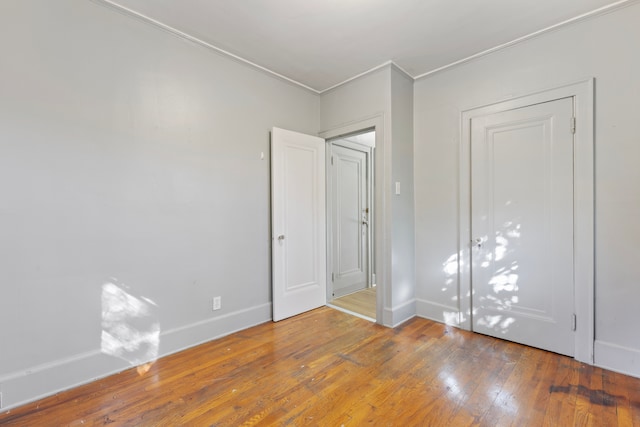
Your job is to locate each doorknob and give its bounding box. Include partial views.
[472,238,483,248]
[277,235,285,241]
[362,220,369,226]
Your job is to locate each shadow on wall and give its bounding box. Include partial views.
[101,279,160,375]
[442,250,464,326]
[441,217,522,334]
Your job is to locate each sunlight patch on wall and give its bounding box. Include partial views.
[441,251,466,325]
[101,279,160,374]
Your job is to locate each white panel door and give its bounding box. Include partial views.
[271,127,326,321]
[471,97,575,356]
[331,145,368,298]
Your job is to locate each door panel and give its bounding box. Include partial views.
[471,97,574,356]
[331,145,368,298]
[271,127,326,321]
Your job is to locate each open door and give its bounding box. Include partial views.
[271,127,326,321]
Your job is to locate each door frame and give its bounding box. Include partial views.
[320,115,385,324]
[459,79,594,363]
[326,134,374,303]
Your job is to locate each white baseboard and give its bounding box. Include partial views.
[382,299,416,327]
[415,298,460,326]
[0,303,271,411]
[594,340,640,379]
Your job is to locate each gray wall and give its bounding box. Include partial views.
[3,0,639,411]
[320,67,394,325]
[0,0,319,408]
[390,68,415,322]
[320,65,417,327]
[414,2,640,377]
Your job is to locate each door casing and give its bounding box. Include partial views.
[459,79,595,363]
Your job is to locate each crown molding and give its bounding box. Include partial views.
[319,61,394,94]
[389,62,414,82]
[91,0,321,94]
[91,0,639,93]
[414,0,640,81]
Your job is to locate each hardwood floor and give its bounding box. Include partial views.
[330,287,376,319]
[1,307,639,426]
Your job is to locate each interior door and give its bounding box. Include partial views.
[471,97,575,356]
[271,127,326,321]
[330,144,368,298]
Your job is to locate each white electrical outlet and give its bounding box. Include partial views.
[213,296,221,311]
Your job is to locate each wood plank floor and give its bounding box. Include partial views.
[330,287,376,319]
[2,307,639,426]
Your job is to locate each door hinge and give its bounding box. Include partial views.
[331,155,334,165]
[571,313,577,331]
[570,117,576,134]
[331,272,334,282]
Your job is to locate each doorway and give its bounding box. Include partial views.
[271,124,383,324]
[326,130,375,321]
[459,80,595,363]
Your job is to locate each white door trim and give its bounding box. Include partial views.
[459,79,595,363]
[320,115,387,325]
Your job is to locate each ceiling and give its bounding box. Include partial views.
[105,0,629,92]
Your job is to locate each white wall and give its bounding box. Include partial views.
[0,0,319,409]
[414,2,640,377]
